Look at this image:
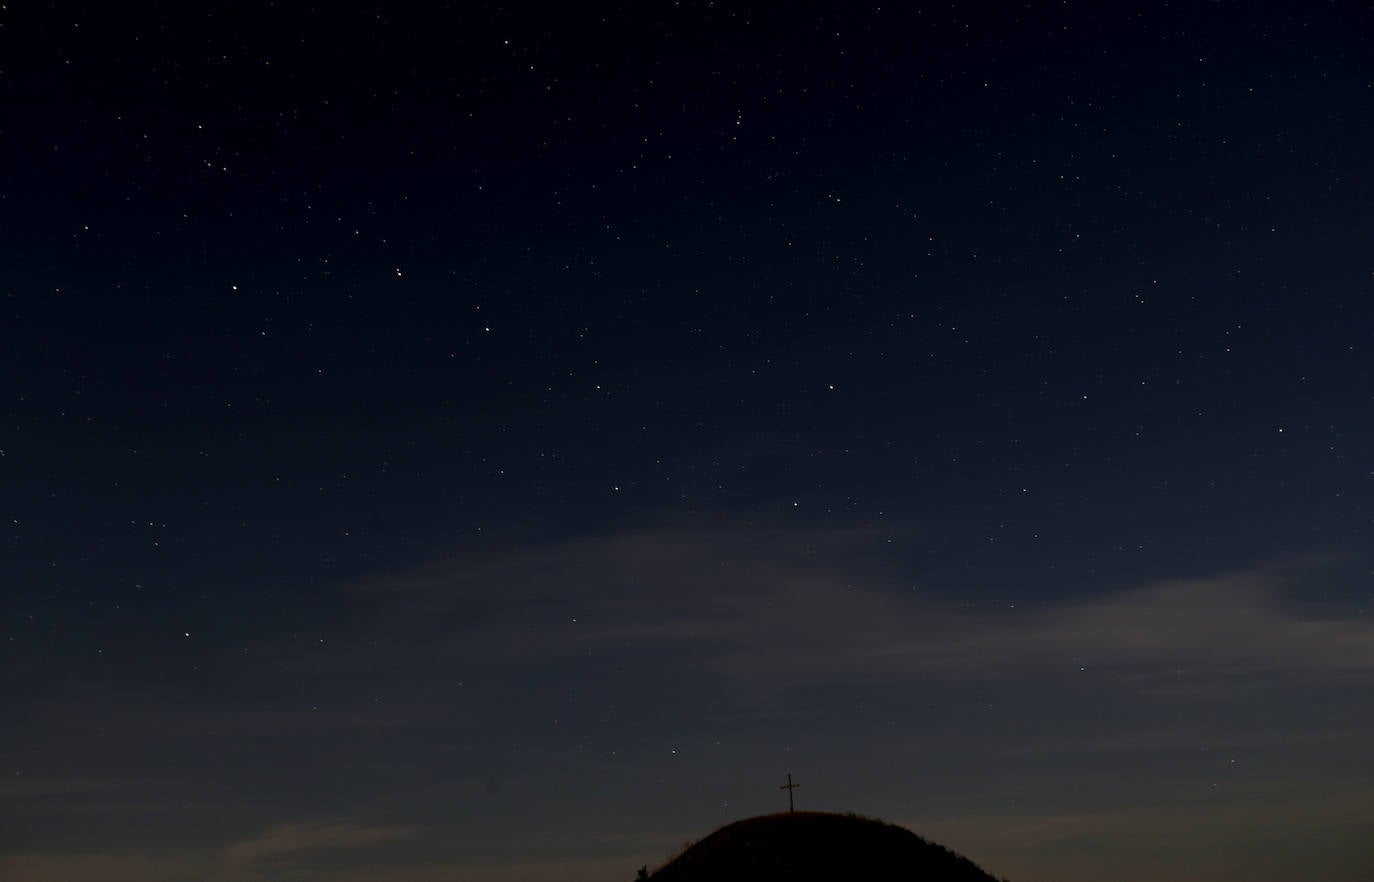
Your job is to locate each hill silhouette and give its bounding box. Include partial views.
[643,811,1007,882]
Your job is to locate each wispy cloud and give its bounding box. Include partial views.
[7,527,1367,882]
[222,818,415,863]
[0,777,127,801]
[303,855,670,882]
[0,850,637,882]
[340,526,1374,685]
[912,790,1374,849]
[848,566,1374,677]
[907,791,1374,882]
[0,853,198,882]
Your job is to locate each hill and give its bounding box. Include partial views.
[643,811,1006,882]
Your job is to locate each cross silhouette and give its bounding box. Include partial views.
[780,773,800,813]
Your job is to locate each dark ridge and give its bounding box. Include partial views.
[643,811,1007,882]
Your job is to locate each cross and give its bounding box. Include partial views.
[779,773,800,813]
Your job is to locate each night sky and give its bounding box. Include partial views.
[4,3,1374,881]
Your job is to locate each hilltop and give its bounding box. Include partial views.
[644,810,1006,882]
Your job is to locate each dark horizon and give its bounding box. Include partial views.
[4,2,1373,881]
[645,808,1008,882]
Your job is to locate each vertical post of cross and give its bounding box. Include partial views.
[780,773,800,813]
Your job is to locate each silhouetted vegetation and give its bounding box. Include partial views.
[639,810,1009,882]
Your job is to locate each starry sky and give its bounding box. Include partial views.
[3,2,1373,881]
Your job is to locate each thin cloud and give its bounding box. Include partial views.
[0,854,197,882]
[0,851,635,882]
[852,568,1374,677]
[340,526,1374,684]
[222,819,414,863]
[907,792,1374,882]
